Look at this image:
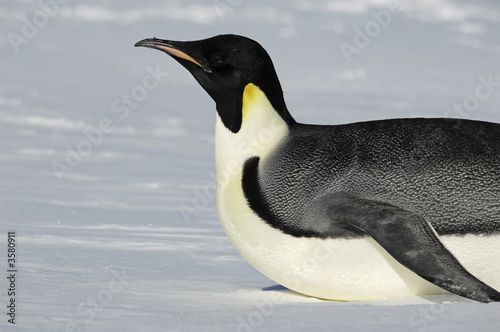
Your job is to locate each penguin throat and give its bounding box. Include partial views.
[215,83,289,167]
[242,83,260,122]
[216,82,294,134]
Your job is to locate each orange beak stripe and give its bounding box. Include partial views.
[155,45,202,67]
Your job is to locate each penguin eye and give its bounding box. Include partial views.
[209,54,228,68]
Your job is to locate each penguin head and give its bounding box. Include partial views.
[135,34,294,133]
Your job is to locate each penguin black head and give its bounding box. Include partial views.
[135,34,295,133]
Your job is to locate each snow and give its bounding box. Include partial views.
[1,0,500,331]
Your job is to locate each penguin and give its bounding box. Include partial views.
[135,34,500,302]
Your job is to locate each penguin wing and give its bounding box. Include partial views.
[315,191,500,302]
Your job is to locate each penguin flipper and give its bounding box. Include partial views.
[321,192,500,302]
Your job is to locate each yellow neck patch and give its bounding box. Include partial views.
[242,83,261,122]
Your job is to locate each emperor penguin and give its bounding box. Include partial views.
[135,34,500,302]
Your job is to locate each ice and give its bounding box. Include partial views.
[1,0,499,331]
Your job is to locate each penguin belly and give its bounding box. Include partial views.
[216,168,500,300]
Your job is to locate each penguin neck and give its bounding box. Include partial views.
[215,83,290,171]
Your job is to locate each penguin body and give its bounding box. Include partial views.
[135,35,500,302]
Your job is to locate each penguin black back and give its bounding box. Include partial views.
[251,117,500,238]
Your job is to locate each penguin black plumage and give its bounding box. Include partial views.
[135,34,500,302]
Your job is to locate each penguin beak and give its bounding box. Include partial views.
[135,38,211,73]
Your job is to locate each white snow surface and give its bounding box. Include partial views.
[1,0,500,331]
